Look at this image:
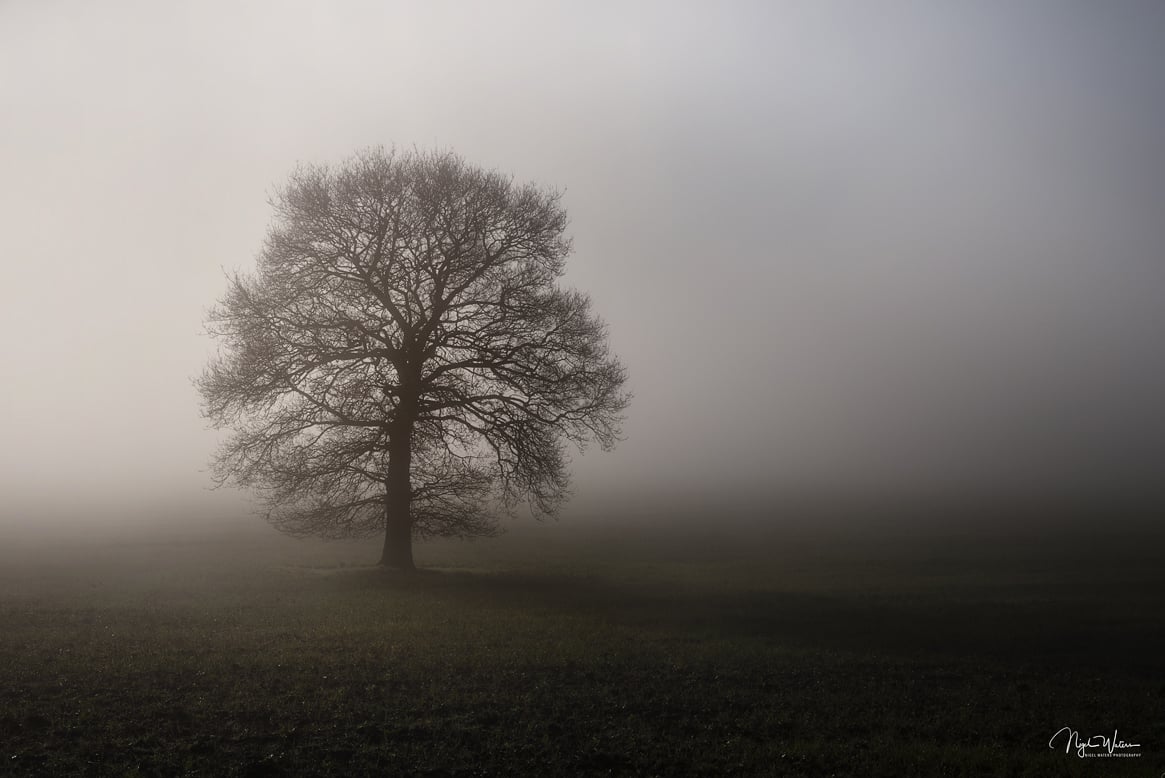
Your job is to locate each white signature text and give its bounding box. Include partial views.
[1048,727,1141,758]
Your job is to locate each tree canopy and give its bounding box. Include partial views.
[199,148,629,567]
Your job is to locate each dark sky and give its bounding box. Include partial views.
[2,1,1163,524]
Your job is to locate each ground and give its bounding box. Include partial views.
[0,512,1161,776]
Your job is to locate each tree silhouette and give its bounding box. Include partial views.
[199,148,628,568]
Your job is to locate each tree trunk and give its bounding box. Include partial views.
[378,417,415,569]
[379,510,414,569]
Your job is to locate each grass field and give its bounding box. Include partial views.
[1,512,1162,776]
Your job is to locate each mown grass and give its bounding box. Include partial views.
[0,517,1162,776]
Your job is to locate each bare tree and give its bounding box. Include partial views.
[199,148,629,568]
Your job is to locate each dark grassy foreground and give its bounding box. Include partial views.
[1,515,1162,776]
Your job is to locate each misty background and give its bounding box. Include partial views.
[2,1,1163,531]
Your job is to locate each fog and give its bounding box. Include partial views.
[2,1,1164,533]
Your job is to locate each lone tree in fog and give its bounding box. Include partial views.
[199,148,628,568]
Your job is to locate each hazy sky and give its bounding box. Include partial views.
[2,1,1163,523]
